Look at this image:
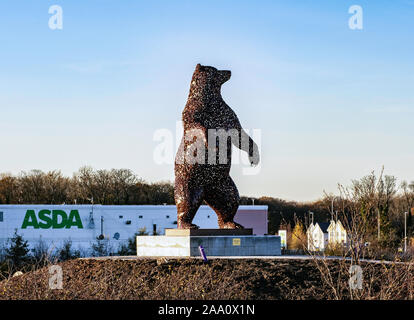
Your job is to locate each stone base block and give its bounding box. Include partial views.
[136,234,281,257]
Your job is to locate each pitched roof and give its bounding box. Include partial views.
[328,219,348,231]
[316,222,330,233]
[327,220,335,231]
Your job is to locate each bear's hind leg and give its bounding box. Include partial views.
[204,177,243,229]
[174,182,204,229]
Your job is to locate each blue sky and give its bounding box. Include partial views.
[0,0,413,201]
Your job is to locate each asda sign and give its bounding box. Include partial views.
[21,209,84,229]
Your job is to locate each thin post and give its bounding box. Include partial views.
[309,211,314,225]
[377,209,380,241]
[404,212,408,253]
[331,196,338,221]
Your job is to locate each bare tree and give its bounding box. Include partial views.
[111,169,137,204]
[0,173,19,204]
[94,169,113,204]
[43,170,70,204]
[74,166,97,204]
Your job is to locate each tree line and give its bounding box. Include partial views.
[0,166,174,205]
[0,166,412,246]
[250,169,414,249]
[0,166,333,229]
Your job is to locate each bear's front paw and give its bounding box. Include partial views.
[220,221,244,229]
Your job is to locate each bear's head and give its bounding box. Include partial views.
[189,64,231,98]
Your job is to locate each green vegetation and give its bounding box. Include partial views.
[117,228,149,255]
[5,230,30,271]
[58,240,81,261]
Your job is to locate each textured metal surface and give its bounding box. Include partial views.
[174,64,260,230]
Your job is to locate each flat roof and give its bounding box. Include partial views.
[0,204,268,210]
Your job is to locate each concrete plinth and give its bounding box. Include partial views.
[136,229,281,257]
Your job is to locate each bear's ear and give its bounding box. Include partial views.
[195,63,203,72]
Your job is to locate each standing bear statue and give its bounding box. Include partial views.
[174,64,260,229]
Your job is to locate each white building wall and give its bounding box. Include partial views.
[336,223,347,245]
[327,221,347,246]
[307,224,328,251]
[0,205,267,256]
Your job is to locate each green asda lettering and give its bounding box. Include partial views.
[21,209,84,229]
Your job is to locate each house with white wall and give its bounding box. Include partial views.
[307,222,329,251]
[308,220,348,252]
[327,220,347,246]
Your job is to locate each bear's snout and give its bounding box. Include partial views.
[220,70,231,83]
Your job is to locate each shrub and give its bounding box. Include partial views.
[5,229,30,271]
[324,243,347,256]
[91,240,114,257]
[137,227,149,236]
[32,238,56,267]
[291,221,306,250]
[117,228,149,256]
[58,240,81,261]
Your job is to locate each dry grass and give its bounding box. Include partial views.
[0,258,412,300]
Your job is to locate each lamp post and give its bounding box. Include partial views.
[331,196,338,221]
[308,211,314,251]
[404,212,408,253]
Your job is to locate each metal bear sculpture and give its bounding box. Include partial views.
[174,64,260,229]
